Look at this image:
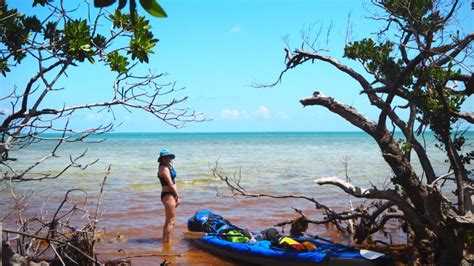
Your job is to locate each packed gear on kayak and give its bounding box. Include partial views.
[188,210,250,243]
[188,211,315,250]
[261,227,317,251]
[187,210,391,265]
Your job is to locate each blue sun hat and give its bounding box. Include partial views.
[158,149,176,162]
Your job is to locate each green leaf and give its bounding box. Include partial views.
[110,9,132,30]
[139,0,167,18]
[118,0,127,9]
[44,22,59,40]
[32,0,49,7]
[0,60,10,77]
[87,55,96,64]
[94,0,116,8]
[107,51,129,73]
[24,16,42,33]
[80,44,91,52]
[92,34,107,49]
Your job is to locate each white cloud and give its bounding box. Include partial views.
[229,25,241,33]
[255,105,270,119]
[220,106,272,120]
[220,109,240,119]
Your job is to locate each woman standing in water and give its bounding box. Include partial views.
[157,149,179,243]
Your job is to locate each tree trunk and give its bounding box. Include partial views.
[437,227,465,265]
[300,93,469,264]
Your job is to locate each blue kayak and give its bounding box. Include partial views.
[187,210,391,266]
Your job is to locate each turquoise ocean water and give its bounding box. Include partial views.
[1,131,472,264]
[7,131,467,190]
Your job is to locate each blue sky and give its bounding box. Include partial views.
[3,0,473,132]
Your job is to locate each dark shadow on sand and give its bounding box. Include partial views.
[128,237,161,244]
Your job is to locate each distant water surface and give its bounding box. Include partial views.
[1,131,471,264]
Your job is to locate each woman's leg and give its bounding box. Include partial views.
[162,194,177,243]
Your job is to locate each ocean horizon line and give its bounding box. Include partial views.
[109,130,367,134]
[90,130,474,135]
[36,130,474,136]
[93,129,471,134]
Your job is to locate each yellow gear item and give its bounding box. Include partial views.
[301,241,317,250]
[278,236,300,245]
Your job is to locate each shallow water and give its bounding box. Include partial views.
[1,132,471,264]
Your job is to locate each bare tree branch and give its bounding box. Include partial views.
[300,91,378,137]
[315,177,404,203]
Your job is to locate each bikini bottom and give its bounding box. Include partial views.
[161,191,174,201]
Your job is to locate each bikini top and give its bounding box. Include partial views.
[158,165,176,186]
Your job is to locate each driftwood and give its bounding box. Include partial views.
[2,166,112,265]
[213,162,403,245]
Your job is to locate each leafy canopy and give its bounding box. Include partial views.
[343,0,473,175]
[0,1,160,76]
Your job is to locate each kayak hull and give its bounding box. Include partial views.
[190,236,384,266]
[187,210,391,266]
